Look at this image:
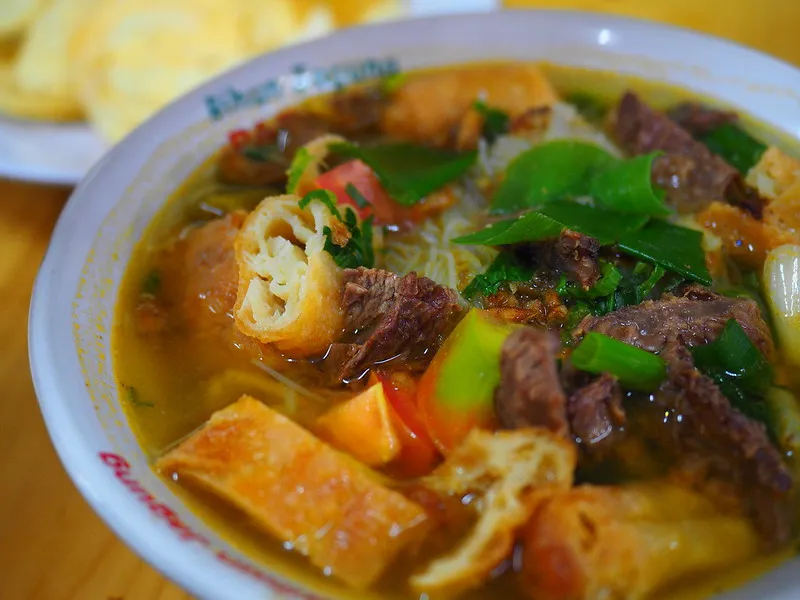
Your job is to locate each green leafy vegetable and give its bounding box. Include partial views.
[453,202,648,247]
[559,261,622,300]
[286,146,313,194]
[451,211,563,246]
[565,301,593,331]
[299,190,375,269]
[613,263,667,308]
[461,252,534,301]
[141,269,161,296]
[691,319,774,431]
[570,332,667,391]
[566,92,610,125]
[331,142,477,206]
[590,153,670,217]
[473,100,510,144]
[125,386,155,408]
[618,220,712,285]
[345,183,371,209]
[537,201,649,245]
[699,123,767,174]
[491,140,616,214]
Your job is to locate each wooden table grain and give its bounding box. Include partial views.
[0,179,191,600]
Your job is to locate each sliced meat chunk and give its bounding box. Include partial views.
[494,328,568,434]
[546,229,601,289]
[614,92,764,217]
[567,373,625,453]
[326,268,463,382]
[575,284,774,358]
[656,343,793,545]
[518,230,600,290]
[667,102,738,136]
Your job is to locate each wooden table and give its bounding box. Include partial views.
[0,179,191,600]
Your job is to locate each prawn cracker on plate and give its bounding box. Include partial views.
[0,0,51,40]
[12,0,92,108]
[70,0,250,141]
[0,46,82,121]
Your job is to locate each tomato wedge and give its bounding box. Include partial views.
[374,371,441,478]
[314,160,413,226]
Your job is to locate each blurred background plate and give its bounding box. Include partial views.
[0,0,498,187]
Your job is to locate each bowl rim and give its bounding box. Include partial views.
[28,8,800,600]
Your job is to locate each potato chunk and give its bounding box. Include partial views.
[410,428,576,596]
[157,396,430,588]
[234,195,344,357]
[520,482,760,600]
[382,63,559,147]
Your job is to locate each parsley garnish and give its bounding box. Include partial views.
[461,252,533,301]
[299,190,375,269]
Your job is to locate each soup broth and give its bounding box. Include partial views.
[114,62,800,600]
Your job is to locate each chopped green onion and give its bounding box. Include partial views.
[692,319,773,398]
[491,140,616,214]
[461,252,533,301]
[571,332,667,391]
[617,220,712,286]
[691,319,774,434]
[698,123,767,174]
[345,183,370,209]
[473,100,510,144]
[331,142,477,206]
[590,152,671,217]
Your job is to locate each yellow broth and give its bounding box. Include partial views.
[113,62,799,599]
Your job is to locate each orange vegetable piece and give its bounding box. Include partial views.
[157,396,430,588]
[698,202,796,269]
[315,382,401,467]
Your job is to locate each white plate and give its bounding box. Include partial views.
[0,0,496,187]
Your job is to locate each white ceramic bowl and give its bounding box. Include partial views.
[29,10,800,600]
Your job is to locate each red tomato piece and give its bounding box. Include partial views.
[375,371,441,478]
[314,160,413,226]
